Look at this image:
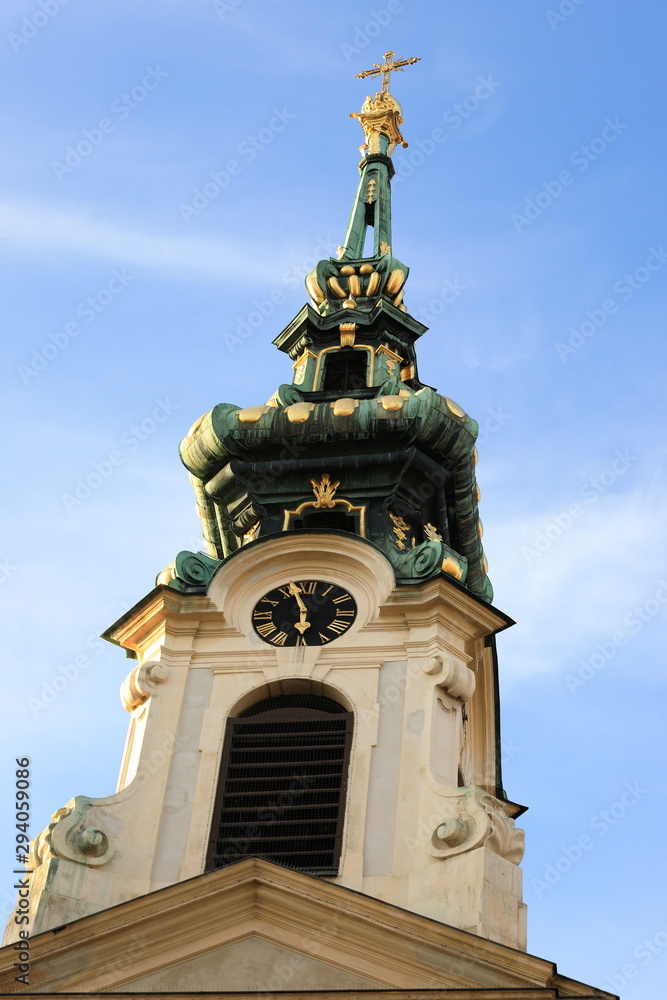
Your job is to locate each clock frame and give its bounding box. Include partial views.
[251,580,358,647]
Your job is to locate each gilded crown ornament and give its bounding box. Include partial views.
[351,50,421,154]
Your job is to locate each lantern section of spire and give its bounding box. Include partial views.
[337,51,420,263]
[306,50,420,314]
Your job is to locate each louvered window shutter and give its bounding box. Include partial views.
[206,694,353,876]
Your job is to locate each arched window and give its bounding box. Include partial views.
[322,349,368,392]
[206,693,353,875]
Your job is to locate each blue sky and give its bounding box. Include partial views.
[1,1,665,995]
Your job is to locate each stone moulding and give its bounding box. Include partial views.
[0,857,615,996]
[429,785,525,865]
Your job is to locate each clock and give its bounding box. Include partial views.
[251,580,358,646]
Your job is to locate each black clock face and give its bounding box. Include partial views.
[252,580,358,647]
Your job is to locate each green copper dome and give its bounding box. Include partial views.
[174,54,492,604]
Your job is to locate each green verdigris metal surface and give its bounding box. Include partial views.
[179,381,491,602]
[340,139,394,259]
[156,549,222,593]
[168,82,492,603]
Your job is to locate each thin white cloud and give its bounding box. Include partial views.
[0,198,279,283]
[487,486,667,680]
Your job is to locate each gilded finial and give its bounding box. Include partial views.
[351,50,420,155]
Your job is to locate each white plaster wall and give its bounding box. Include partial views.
[18,537,525,950]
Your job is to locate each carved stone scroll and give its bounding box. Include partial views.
[430,785,525,865]
[120,660,169,713]
[32,797,114,869]
[424,654,476,702]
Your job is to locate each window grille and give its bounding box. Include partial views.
[206,693,353,876]
[322,350,368,392]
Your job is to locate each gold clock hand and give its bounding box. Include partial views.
[288,581,311,634]
[294,611,311,635]
[287,580,307,614]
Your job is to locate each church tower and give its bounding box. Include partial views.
[2,54,616,1000]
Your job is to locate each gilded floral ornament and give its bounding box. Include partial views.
[389,511,411,549]
[243,521,260,543]
[310,472,340,508]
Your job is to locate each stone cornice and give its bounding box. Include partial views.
[388,576,514,638]
[101,587,234,658]
[0,859,612,996]
[100,574,511,665]
[8,992,587,1000]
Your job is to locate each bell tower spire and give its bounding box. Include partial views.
[176,52,492,605]
[0,51,617,1000]
[339,50,420,261]
[4,53,554,982]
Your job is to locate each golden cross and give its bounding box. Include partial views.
[355,50,421,94]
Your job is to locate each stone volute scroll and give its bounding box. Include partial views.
[31,797,114,869]
[422,655,523,866]
[429,785,525,866]
[120,660,169,713]
[423,653,476,702]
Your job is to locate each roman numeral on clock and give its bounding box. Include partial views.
[253,582,358,646]
[328,618,351,634]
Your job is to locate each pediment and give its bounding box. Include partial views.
[118,936,380,992]
[0,858,614,997]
